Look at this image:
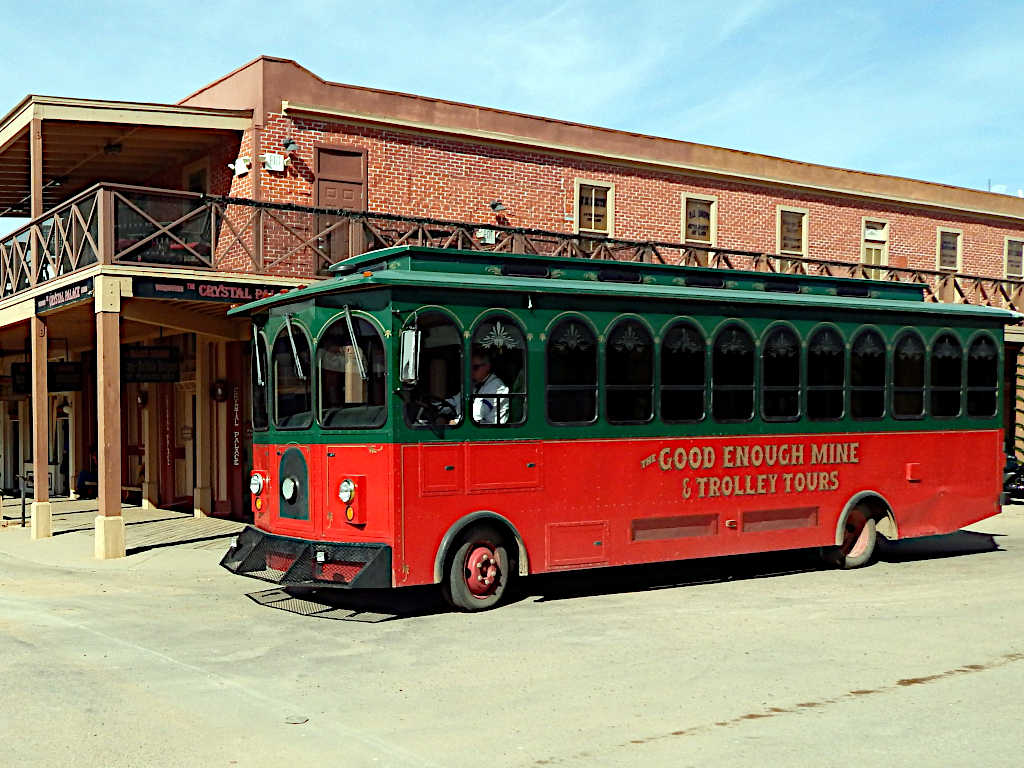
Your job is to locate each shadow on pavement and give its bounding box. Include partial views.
[244,527,1004,621]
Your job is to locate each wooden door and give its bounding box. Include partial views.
[315,149,366,272]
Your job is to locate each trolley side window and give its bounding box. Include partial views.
[806,327,844,421]
[547,318,598,425]
[930,333,963,418]
[967,334,999,417]
[317,316,387,429]
[272,322,313,429]
[470,315,527,426]
[761,325,800,421]
[892,331,926,419]
[661,321,706,423]
[712,324,755,422]
[405,311,464,427]
[252,332,269,431]
[606,319,654,424]
[850,329,886,419]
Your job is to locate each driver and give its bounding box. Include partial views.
[468,350,508,424]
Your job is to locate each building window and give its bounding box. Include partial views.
[862,219,889,279]
[575,180,614,236]
[682,194,717,245]
[777,207,808,256]
[937,228,962,271]
[1006,238,1024,278]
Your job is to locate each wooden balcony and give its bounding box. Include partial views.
[4,183,1024,315]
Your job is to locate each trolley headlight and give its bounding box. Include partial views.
[249,473,264,496]
[338,478,356,504]
[281,476,299,503]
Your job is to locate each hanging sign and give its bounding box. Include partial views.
[131,277,284,303]
[122,347,181,383]
[35,278,94,314]
[11,362,84,393]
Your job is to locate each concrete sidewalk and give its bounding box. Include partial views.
[0,497,243,572]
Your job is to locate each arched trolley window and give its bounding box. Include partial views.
[606,319,654,424]
[547,318,598,425]
[252,331,269,431]
[850,329,885,420]
[404,311,464,427]
[661,321,705,423]
[470,316,527,426]
[806,327,844,421]
[892,331,926,419]
[272,319,313,429]
[317,313,387,428]
[967,334,999,417]
[761,325,800,421]
[930,333,963,418]
[712,324,755,422]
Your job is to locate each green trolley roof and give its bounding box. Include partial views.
[227,246,1022,323]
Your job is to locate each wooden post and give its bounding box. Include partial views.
[141,386,159,511]
[67,351,82,499]
[194,335,212,518]
[95,300,124,558]
[29,315,51,539]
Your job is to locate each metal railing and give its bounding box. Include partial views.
[3,183,1024,314]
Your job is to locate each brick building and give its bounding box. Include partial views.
[1,56,1022,558]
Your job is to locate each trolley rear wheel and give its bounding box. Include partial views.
[821,505,877,569]
[442,524,511,612]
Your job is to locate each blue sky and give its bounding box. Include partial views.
[2,0,1023,234]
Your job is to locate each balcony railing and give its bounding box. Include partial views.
[3,183,1024,315]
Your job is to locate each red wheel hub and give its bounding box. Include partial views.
[464,545,500,597]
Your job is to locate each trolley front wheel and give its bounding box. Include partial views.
[821,505,877,570]
[442,524,511,612]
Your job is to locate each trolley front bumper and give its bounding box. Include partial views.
[220,525,392,589]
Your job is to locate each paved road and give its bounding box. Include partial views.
[1,508,1023,767]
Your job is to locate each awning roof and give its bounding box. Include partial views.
[0,96,252,216]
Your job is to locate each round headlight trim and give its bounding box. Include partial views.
[249,473,264,496]
[281,476,298,503]
[338,478,355,504]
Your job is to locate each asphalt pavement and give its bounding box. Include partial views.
[1,504,1023,767]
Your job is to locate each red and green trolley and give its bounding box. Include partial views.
[221,245,1015,610]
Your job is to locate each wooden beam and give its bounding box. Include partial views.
[94,308,125,558]
[120,300,249,341]
[29,118,42,218]
[29,314,51,539]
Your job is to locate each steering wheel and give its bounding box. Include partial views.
[413,393,458,421]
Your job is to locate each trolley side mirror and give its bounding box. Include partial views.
[399,328,421,385]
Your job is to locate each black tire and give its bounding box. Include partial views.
[442,524,511,612]
[820,506,877,569]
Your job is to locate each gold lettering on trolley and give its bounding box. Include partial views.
[642,440,860,501]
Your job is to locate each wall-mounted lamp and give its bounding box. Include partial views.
[57,398,71,417]
[489,200,507,213]
[136,390,148,408]
[282,137,299,153]
[228,157,251,177]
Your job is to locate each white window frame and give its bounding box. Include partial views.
[861,217,890,268]
[776,205,808,256]
[574,179,615,237]
[1005,236,1024,279]
[936,227,963,272]
[681,193,718,246]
